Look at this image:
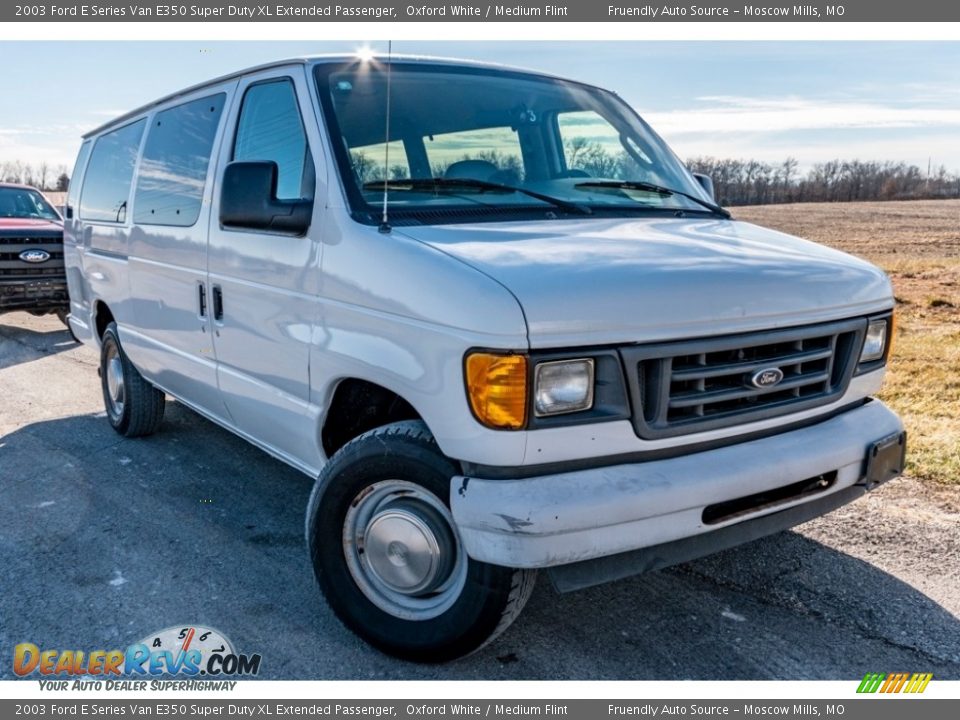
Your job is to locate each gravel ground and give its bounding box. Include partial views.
[1,312,958,680]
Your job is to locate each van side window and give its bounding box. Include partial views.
[233,79,312,201]
[79,119,146,223]
[67,141,92,213]
[133,93,226,227]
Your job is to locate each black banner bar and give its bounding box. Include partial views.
[1,700,958,720]
[5,1,960,23]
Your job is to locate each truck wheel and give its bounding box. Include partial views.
[99,322,165,437]
[306,420,536,662]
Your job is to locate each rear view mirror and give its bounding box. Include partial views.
[219,161,312,235]
[693,173,716,201]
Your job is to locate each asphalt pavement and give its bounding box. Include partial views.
[1,312,958,680]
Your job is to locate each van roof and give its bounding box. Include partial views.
[82,54,577,139]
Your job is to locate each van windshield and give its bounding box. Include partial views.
[315,60,718,225]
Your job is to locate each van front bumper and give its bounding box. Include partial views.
[450,400,904,572]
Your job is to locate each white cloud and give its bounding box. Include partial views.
[664,130,960,172]
[0,126,84,167]
[643,96,960,136]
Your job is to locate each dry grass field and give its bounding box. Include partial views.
[736,199,960,486]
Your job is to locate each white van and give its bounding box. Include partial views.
[64,55,905,662]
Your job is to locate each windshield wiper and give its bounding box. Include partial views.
[362,177,592,216]
[574,180,731,219]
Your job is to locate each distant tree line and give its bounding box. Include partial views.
[1,160,70,192]
[10,148,960,207]
[685,156,960,206]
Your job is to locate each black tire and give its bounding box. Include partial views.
[99,322,165,437]
[306,420,536,662]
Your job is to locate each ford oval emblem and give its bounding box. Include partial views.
[19,249,51,264]
[750,367,784,389]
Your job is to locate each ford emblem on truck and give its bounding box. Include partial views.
[751,367,785,389]
[19,249,51,264]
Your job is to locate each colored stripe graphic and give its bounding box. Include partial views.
[857,672,932,693]
[857,672,885,693]
[905,673,933,693]
[890,673,909,693]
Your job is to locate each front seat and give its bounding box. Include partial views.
[444,159,499,182]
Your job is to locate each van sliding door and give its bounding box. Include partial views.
[125,85,235,420]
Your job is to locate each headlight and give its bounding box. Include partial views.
[465,352,527,430]
[534,358,594,417]
[860,319,889,363]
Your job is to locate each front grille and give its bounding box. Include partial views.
[0,231,65,282]
[621,318,866,439]
[0,251,64,262]
[0,266,65,277]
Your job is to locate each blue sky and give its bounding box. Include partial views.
[2,41,959,174]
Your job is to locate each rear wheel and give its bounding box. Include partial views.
[306,420,536,662]
[100,322,165,437]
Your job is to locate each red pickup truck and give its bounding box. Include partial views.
[0,183,70,326]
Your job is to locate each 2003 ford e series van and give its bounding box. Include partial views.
[65,55,905,661]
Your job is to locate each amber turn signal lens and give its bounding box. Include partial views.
[465,353,528,430]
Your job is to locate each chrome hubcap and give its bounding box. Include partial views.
[364,500,451,595]
[105,350,125,416]
[344,480,466,621]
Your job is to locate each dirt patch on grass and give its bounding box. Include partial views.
[736,199,960,485]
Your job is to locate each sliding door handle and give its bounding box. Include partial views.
[212,285,224,321]
[198,282,207,317]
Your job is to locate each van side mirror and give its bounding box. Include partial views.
[219,161,312,235]
[693,173,716,201]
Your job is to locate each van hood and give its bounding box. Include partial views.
[397,217,893,347]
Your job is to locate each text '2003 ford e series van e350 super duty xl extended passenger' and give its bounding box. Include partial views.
[64,55,906,662]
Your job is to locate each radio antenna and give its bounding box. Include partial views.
[378,40,393,234]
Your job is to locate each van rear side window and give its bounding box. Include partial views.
[133,93,226,227]
[79,119,146,223]
[67,141,92,213]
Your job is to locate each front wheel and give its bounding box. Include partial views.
[306,421,536,662]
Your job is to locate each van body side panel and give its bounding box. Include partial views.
[124,82,237,421]
[63,141,94,344]
[84,232,132,334]
[311,209,530,467]
[206,66,325,470]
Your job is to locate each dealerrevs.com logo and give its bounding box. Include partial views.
[13,625,261,689]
